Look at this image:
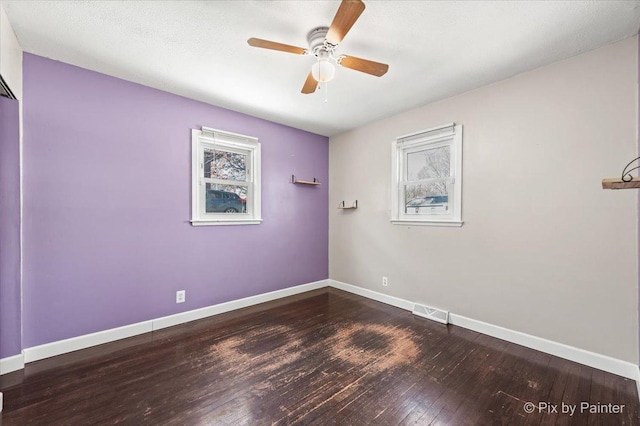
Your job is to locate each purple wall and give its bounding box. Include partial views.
[0,96,22,358]
[22,53,329,348]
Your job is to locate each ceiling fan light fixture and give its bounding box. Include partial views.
[311,58,335,83]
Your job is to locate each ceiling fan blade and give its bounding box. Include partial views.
[247,38,307,55]
[325,0,366,46]
[301,71,318,94]
[338,55,389,77]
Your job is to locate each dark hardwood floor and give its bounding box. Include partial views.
[0,288,638,425]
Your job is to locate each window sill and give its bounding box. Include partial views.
[390,219,463,227]
[191,219,263,226]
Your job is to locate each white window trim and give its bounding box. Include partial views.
[391,123,463,227]
[191,127,262,226]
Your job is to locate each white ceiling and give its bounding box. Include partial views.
[4,1,640,136]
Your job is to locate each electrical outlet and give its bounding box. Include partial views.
[176,290,186,304]
[382,276,388,287]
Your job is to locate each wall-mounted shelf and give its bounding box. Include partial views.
[292,175,320,185]
[338,200,358,209]
[602,177,640,190]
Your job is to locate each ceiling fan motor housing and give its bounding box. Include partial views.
[307,27,331,55]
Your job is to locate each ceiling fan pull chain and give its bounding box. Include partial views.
[316,55,329,103]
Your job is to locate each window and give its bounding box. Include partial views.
[391,123,462,226]
[191,127,261,226]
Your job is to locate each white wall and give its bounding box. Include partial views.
[329,37,638,363]
[0,1,22,100]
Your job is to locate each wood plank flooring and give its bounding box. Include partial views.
[0,288,638,425]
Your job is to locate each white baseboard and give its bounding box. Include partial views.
[0,353,24,375]
[328,279,640,382]
[21,279,329,365]
[330,279,414,311]
[448,313,640,380]
[635,366,640,400]
[11,278,640,386]
[153,279,328,331]
[23,321,153,364]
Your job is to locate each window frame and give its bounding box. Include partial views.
[391,123,463,227]
[191,127,261,226]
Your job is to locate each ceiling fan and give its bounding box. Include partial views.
[247,0,389,94]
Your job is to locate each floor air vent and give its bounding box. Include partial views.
[412,303,449,324]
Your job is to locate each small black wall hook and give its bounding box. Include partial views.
[621,156,640,182]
